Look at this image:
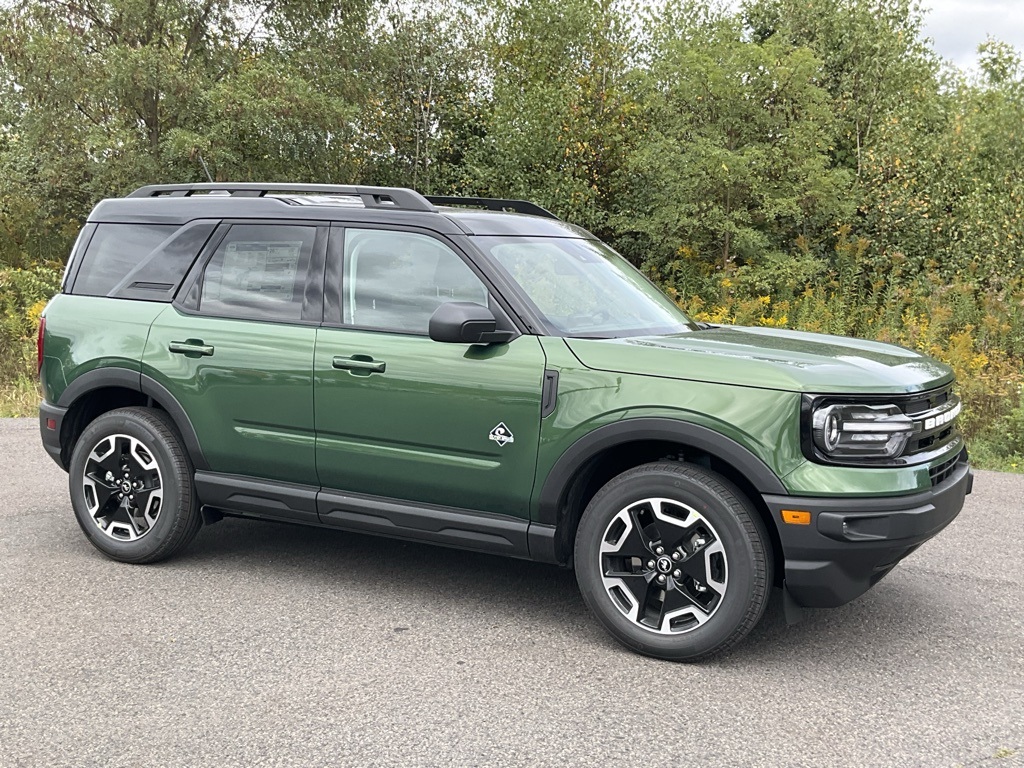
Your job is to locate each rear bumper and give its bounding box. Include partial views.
[39,401,69,470]
[763,455,972,608]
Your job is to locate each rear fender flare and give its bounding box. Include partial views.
[56,367,209,471]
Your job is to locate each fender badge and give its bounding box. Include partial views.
[489,422,514,447]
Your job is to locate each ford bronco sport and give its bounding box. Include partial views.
[38,183,972,660]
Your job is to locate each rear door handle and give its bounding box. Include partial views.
[332,355,386,374]
[169,340,215,357]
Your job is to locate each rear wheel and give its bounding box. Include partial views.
[574,462,771,661]
[68,407,202,563]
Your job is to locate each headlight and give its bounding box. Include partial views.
[811,403,915,460]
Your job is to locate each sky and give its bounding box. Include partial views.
[920,0,1024,70]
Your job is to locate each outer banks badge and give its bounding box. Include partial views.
[489,422,514,447]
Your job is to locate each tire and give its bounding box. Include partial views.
[574,462,772,661]
[68,406,202,564]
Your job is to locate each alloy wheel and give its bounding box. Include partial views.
[599,497,728,634]
[81,434,164,541]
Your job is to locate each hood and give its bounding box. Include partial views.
[564,325,954,394]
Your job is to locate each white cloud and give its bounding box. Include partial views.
[920,0,1024,70]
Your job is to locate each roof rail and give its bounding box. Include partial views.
[425,195,559,220]
[126,183,437,213]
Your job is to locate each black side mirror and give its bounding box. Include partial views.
[429,302,513,344]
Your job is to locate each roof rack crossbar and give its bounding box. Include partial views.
[127,183,437,213]
[425,195,559,220]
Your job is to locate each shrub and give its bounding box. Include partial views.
[0,264,63,383]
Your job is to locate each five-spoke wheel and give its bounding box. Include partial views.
[575,462,771,661]
[82,434,164,541]
[69,407,202,563]
[600,498,728,634]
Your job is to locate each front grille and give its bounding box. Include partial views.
[906,424,957,455]
[929,453,962,486]
[901,387,951,416]
[897,384,961,460]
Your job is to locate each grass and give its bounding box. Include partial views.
[967,440,1024,474]
[0,376,41,418]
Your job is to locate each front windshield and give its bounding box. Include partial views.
[477,236,697,338]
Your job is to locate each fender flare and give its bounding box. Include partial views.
[535,418,788,528]
[56,367,209,471]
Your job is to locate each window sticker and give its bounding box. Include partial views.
[215,240,302,301]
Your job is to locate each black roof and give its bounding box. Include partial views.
[90,184,593,238]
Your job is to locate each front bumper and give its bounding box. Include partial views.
[39,401,69,470]
[763,454,972,608]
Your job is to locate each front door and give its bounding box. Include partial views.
[314,226,546,518]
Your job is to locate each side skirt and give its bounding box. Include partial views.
[194,471,548,561]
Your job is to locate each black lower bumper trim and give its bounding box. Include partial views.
[763,459,971,608]
[39,402,68,470]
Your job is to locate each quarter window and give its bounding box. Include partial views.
[343,229,488,334]
[200,224,316,321]
[72,223,177,297]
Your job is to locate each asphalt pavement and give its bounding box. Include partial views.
[0,417,1021,767]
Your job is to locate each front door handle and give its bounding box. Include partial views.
[169,340,215,357]
[332,355,386,375]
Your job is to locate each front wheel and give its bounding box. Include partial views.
[68,406,202,564]
[574,462,772,661]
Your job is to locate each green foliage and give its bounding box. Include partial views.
[461,0,641,234]
[0,263,61,378]
[621,2,853,282]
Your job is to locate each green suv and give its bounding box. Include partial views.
[38,183,972,660]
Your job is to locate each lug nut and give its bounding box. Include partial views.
[673,569,681,578]
[672,551,681,561]
[655,546,664,555]
[646,560,655,569]
[118,492,123,499]
[128,494,134,501]
[657,574,666,584]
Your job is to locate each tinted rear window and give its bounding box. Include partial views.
[72,222,216,301]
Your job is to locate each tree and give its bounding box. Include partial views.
[621,1,852,297]
[742,0,939,176]
[463,0,641,235]
[0,0,378,252]
[353,1,487,192]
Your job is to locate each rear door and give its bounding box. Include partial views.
[313,225,546,518]
[142,220,326,487]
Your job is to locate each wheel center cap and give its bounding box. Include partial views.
[656,556,673,574]
[121,481,132,494]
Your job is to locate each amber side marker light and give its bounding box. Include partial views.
[781,510,812,525]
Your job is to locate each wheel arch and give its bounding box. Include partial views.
[536,419,786,571]
[55,368,209,471]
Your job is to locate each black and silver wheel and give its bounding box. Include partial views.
[69,407,202,563]
[575,462,771,661]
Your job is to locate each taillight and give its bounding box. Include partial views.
[37,316,45,377]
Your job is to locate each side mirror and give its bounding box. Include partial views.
[429,302,513,344]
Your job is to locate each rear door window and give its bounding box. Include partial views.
[198,224,317,322]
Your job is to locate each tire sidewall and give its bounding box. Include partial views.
[68,410,188,562]
[576,466,765,660]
